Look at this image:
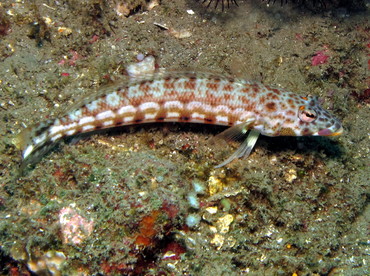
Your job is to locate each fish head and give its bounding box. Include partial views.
[296,96,343,136]
[262,95,343,137]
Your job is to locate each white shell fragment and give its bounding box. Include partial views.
[126,56,156,78]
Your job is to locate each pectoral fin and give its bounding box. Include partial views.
[213,119,260,168]
[213,118,255,143]
[215,130,260,168]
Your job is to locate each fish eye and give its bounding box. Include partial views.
[298,109,317,123]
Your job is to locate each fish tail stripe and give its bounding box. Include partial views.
[15,120,57,162]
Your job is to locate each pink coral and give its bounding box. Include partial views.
[311,50,330,66]
[59,206,94,245]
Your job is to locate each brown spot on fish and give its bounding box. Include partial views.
[266,102,277,112]
[280,128,296,136]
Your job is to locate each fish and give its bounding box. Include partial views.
[14,71,343,170]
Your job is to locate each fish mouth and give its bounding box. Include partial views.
[318,126,343,136]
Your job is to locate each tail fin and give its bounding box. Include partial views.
[14,120,58,170]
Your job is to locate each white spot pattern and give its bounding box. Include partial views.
[118,105,136,115]
[86,100,100,112]
[82,125,95,131]
[139,102,160,111]
[106,92,121,107]
[79,116,95,125]
[69,109,82,121]
[96,110,115,120]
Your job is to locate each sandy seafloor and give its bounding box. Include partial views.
[0,0,369,275]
